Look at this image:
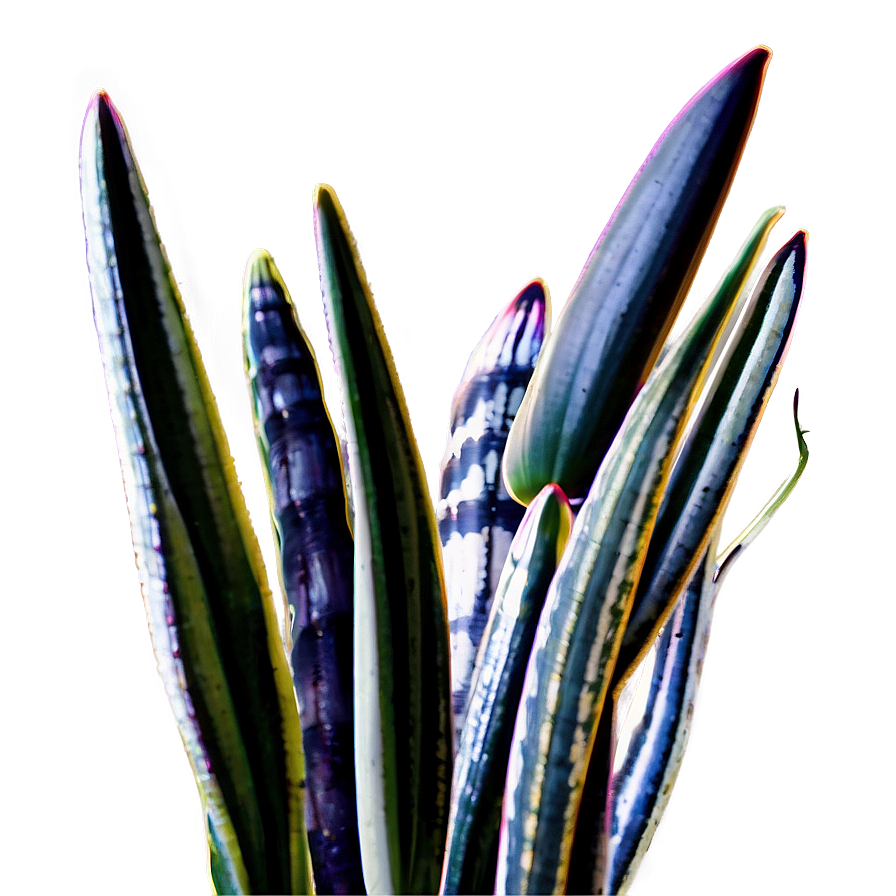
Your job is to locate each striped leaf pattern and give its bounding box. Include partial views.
[243,250,364,894]
[496,224,751,894]
[314,184,452,895]
[437,280,548,744]
[603,539,719,895]
[442,483,572,895]
[601,394,809,894]
[81,93,309,895]
[82,44,811,896]
[567,206,783,893]
[568,233,808,893]
[616,230,807,682]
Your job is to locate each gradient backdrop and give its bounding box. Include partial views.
[2,2,891,893]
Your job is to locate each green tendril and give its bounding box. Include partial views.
[712,389,809,582]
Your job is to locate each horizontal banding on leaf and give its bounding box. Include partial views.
[243,249,364,894]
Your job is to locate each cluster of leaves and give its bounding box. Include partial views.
[81,45,807,896]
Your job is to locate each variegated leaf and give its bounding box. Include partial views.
[314,185,452,895]
[437,280,549,746]
[81,93,309,896]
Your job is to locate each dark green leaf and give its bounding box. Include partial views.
[313,184,452,895]
[495,207,752,894]
[81,92,309,895]
[616,230,807,681]
[603,390,809,893]
[503,47,771,505]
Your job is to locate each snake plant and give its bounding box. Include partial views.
[81,44,808,896]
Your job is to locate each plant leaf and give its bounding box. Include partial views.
[603,392,809,893]
[503,46,771,505]
[243,250,365,894]
[437,279,549,746]
[313,184,452,895]
[603,538,718,895]
[616,231,807,682]
[442,483,572,895]
[495,216,749,894]
[80,93,309,895]
[567,231,808,894]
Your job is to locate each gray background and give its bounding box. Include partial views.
[2,2,889,892]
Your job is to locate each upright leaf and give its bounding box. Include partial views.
[437,280,548,745]
[601,395,809,895]
[604,540,718,895]
[495,225,749,895]
[442,484,572,895]
[503,46,771,505]
[569,231,808,894]
[616,231,807,681]
[243,250,365,894]
[314,185,452,895]
[80,93,309,895]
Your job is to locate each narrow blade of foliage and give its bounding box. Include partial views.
[495,235,748,895]
[437,280,549,746]
[564,680,615,895]
[567,206,783,893]
[80,93,309,895]
[243,250,365,894]
[442,484,572,895]
[616,230,807,681]
[603,540,718,895]
[568,230,808,893]
[503,46,770,505]
[313,184,452,895]
[601,393,809,894]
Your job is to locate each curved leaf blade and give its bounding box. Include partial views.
[503,46,771,505]
[715,389,810,581]
[568,231,808,894]
[603,393,809,894]
[604,540,718,895]
[616,231,808,682]
[495,228,748,895]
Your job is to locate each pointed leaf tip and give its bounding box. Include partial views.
[245,248,276,291]
[314,186,452,894]
[780,230,808,297]
[312,182,338,211]
[792,229,808,252]
[503,278,549,323]
[503,45,775,505]
[81,94,311,894]
[85,89,109,115]
[720,45,771,86]
[89,88,126,137]
[81,91,121,163]
[460,278,550,383]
